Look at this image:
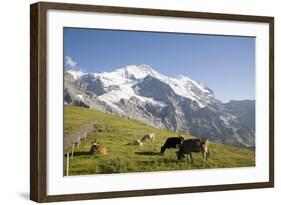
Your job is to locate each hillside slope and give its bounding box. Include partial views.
[64,105,255,176]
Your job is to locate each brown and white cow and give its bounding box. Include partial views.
[90,141,107,155]
[176,138,209,163]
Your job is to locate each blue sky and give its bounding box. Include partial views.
[64,27,255,103]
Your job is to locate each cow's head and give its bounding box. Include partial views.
[179,136,184,144]
[160,146,165,154]
[199,138,208,148]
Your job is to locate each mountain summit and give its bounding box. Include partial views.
[69,64,217,107]
[64,64,255,147]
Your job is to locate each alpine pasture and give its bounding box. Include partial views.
[64,105,255,176]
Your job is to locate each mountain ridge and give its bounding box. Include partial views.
[64,64,255,147]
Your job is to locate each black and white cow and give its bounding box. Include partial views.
[176,138,209,162]
[141,133,155,142]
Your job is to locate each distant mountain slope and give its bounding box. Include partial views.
[224,100,255,129]
[64,64,255,147]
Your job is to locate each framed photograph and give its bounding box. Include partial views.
[30,1,274,202]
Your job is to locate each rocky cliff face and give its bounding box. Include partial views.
[64,64,255,147]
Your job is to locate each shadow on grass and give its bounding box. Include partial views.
[135,151,162,156]
[63,151,91,157]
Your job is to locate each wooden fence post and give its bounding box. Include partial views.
[66,153,69,176]
[71,143,75,159]
[84,132,87,139]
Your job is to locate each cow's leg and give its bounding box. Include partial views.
[206,150,210,160]
[187,153,193,163]
[202,151,206,162]
[190,153,194,163]
[202,150,206,162]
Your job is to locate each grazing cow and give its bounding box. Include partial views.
[176,138,209,163]
[90,141,107,155]
[141,133,155,142]
[127,139,143,147]
[160,135,184,154]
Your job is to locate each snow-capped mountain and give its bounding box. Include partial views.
[64,64,255,147]
[67,70,86,80]
[69,64,217,108]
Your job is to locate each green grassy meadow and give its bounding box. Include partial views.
[64,105,255,176]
